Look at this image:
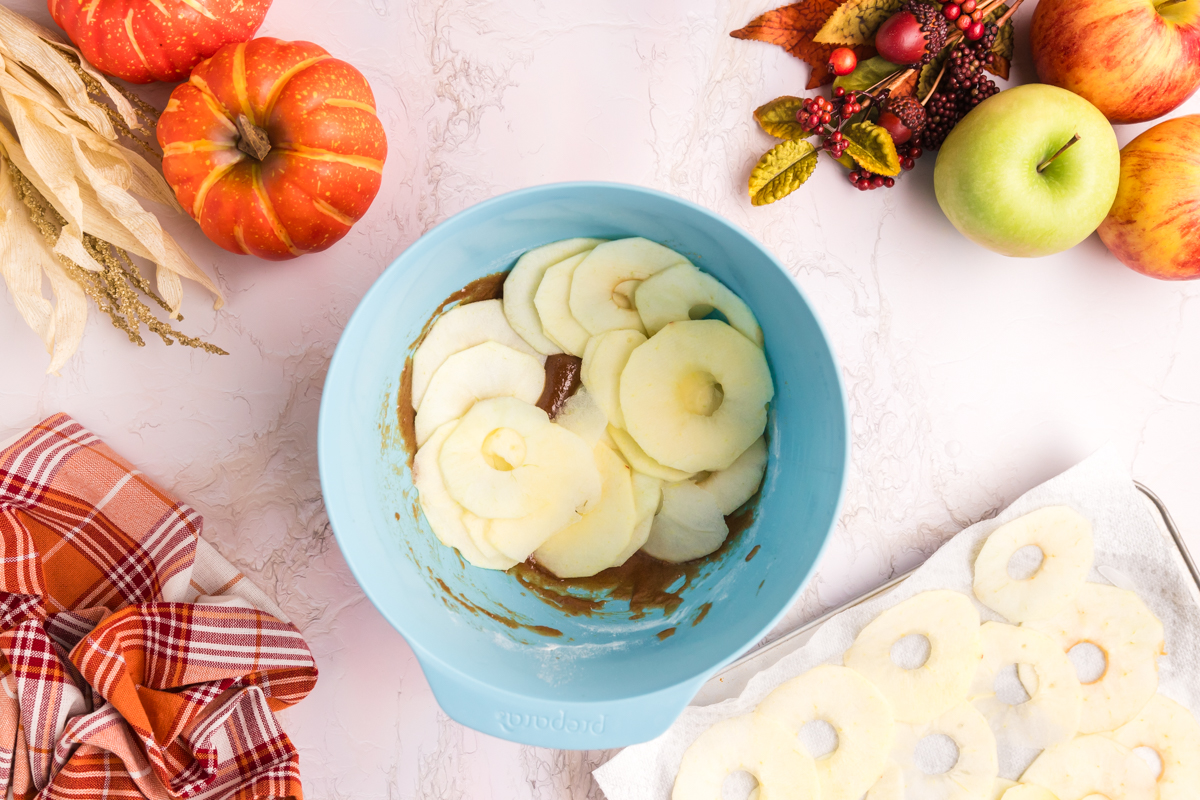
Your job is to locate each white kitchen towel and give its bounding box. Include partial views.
[594,448,1200,798]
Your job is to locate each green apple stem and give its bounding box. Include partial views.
[1037,134,1081,173]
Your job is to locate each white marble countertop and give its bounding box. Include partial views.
[1,1,1198,797]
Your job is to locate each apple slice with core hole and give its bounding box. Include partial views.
[569,237,691,335]
[621,320,773,473]
[414,421,517,570]
[608,425,692,482]
[581,328,647,429]
[534,251,592,356]
[414,342,545,446]
[695,436,768,515]
[439,396,599,522]
[554,389,608,446]
[614,471,662,566]
[635,264,764,346]
[503,238,605,354]
[412,299,544,409]
[642,481,729,562]
[534,442,637,578]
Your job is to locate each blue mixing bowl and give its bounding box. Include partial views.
[318,183,847,749]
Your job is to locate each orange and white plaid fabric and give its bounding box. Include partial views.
[0,414,318,800]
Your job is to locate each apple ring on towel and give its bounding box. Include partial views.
[1022,583,1164,733]
[756,665,895,800]
[844,590,982,724]
[671,713,818,800]
[973,506,1093,623]
[864,763,903,800]
[1020,734,1158,800]
[969,621,1082,748]
[999,786,1057,800]
[891,703,998,800]
[1110,694,1200,800]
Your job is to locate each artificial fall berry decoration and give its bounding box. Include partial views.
[733,0,1018,205]
[875,2,949,66]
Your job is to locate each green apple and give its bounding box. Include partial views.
[933,84,1120,258]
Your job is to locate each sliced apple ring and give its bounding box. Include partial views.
[411,299,543,410]
[695,436,768,515]
[581,328,646,429]
[462,510,520,570]
[621,320,773,473]
[570,237,690,335]
[1020,734,1158,800]
[844,590,982,724]
[756,664,895,800]
[413,422,517,570]
[613,471,662,566]
[533,442,636,578]
[503,237,604,354]
[439,396,599,523]
[865,763,904,800]
[998,787,1056,800]
[534,251,592,356]
[1110,694,1200,800]
[973,506,1094,623]
[672,713,819,800]
[1022,583,1164,733]
[641,481,729,563]
[414,342,545,446]
[891,703,998,800]
[968,621,1081,748]
[608,425,692,482]
[635,263,764,346]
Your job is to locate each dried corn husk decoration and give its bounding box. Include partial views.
[0,6,224,373]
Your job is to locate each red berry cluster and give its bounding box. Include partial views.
[940,0,987,39]
[795,87,864,159]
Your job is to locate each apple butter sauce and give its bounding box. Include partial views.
[395,272,763,632]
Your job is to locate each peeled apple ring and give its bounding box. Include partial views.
[973,506,1093,623]
[1022,583,1165,734]
[620,320,773,473]
[968,621,1082,748]
[891,703,998,800]
[756,665,895,800]
[1110,694,1200,800]
[671,713,819,800]
[1020,734,1158,800]
[843,590,982,724]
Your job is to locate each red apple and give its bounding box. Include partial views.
[1097,116,1200,279]
[1031,0,1200,124]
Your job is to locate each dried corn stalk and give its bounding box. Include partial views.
[0,5,224,373]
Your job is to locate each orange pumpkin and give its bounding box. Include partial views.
[48,0,272,84]
[156,38,387,261]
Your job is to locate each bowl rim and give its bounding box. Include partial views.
[318,179,850,697]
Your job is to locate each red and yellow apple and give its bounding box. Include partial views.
[1098,116,1200,279]
[1031,0,1200,124]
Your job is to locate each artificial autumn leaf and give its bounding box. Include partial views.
[815,0,904,45]
[833,56,902,92]
[755,96,813,139]
[731,2,876,89]
[842,121,901,175]
[749,139,819,205]
[987,20,1014,80]
[917,47,949,99]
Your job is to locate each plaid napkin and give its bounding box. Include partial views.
[0,414,318,800]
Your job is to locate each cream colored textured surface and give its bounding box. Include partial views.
[1,1,1199,798]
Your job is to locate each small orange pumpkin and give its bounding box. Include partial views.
[156,38,387,261]
[49,0,272,84]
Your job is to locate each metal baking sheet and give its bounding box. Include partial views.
[692,481,1197,707]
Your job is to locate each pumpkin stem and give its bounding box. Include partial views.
[235,114,272,161]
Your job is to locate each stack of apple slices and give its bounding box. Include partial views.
[411,237,774,579]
